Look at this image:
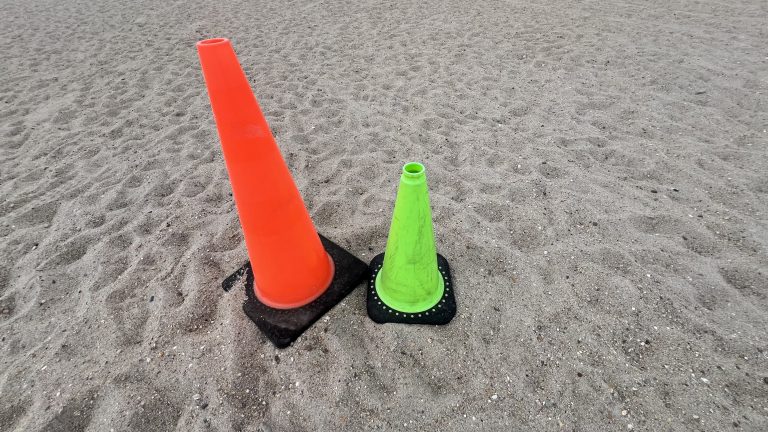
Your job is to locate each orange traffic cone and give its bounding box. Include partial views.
[198,38,367,347]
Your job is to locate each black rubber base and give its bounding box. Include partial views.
[366,253,456,325]
[222,235,367,348]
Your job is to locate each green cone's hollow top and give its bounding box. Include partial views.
[375,162,444,313]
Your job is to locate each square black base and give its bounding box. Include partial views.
[366,253,456,325]
[222,235,368,348]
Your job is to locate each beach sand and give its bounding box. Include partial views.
[1,0,767,430]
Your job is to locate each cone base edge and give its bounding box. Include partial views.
[366,253,456,325]
[222,234,368,348]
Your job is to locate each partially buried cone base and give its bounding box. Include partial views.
[366,253,456,325]
[223,235,368,348]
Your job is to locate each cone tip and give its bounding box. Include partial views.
[402,162,425,178]
[197,37,230,48]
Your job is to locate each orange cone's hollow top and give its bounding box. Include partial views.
[196,37,333,309]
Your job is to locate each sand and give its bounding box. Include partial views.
[1,0,767,430]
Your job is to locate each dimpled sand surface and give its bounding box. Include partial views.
[1,0,767,430]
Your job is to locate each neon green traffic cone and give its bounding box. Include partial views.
[367,162,456,324]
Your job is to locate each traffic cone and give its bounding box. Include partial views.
[367,162,456,324]
[197,38,367,347]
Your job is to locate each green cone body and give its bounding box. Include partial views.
[375,163,444,313]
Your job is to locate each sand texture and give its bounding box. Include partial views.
[1,0,767,430]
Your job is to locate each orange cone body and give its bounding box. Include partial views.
[196,38,333,309]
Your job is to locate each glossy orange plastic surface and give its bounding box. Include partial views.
[196,38,333,309]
